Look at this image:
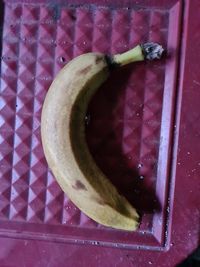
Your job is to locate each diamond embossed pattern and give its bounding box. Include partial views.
[0,3,169,232]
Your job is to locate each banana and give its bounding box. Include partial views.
[41,43,163,230]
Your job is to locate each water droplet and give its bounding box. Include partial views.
[59,56,66,63]
[187,151,191,155]
[139,175,144,180]
[149,261,153,265]
[167,206,170,212]
[165,230,168,238]
[170,242,174,247]
[177,162,181,165]
[85,114,91,125]
[137,163,143,168]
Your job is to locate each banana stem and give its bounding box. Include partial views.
[112,42,164,66]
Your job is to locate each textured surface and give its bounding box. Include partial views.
[0,2,169,231]
[0,1,177,243]
[0,0,200,266]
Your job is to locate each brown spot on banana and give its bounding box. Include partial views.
[95,56,104,64]
[91,196,107,206]
[78,65,92,75]
[72,180,87,191]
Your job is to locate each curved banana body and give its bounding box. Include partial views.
[41,43,163,230]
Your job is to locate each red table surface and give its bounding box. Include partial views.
[0,0,199,266]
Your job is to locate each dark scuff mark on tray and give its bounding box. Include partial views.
[47,2,147,15]
[47,3,61,20]
[66,3,146,12]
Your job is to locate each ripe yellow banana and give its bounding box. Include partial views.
[41,43,163,231]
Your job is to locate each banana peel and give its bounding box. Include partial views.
[41,43,164,231]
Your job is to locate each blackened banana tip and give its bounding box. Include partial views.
[141,42,164,60]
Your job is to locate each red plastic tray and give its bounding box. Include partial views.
[0,0,199,266]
